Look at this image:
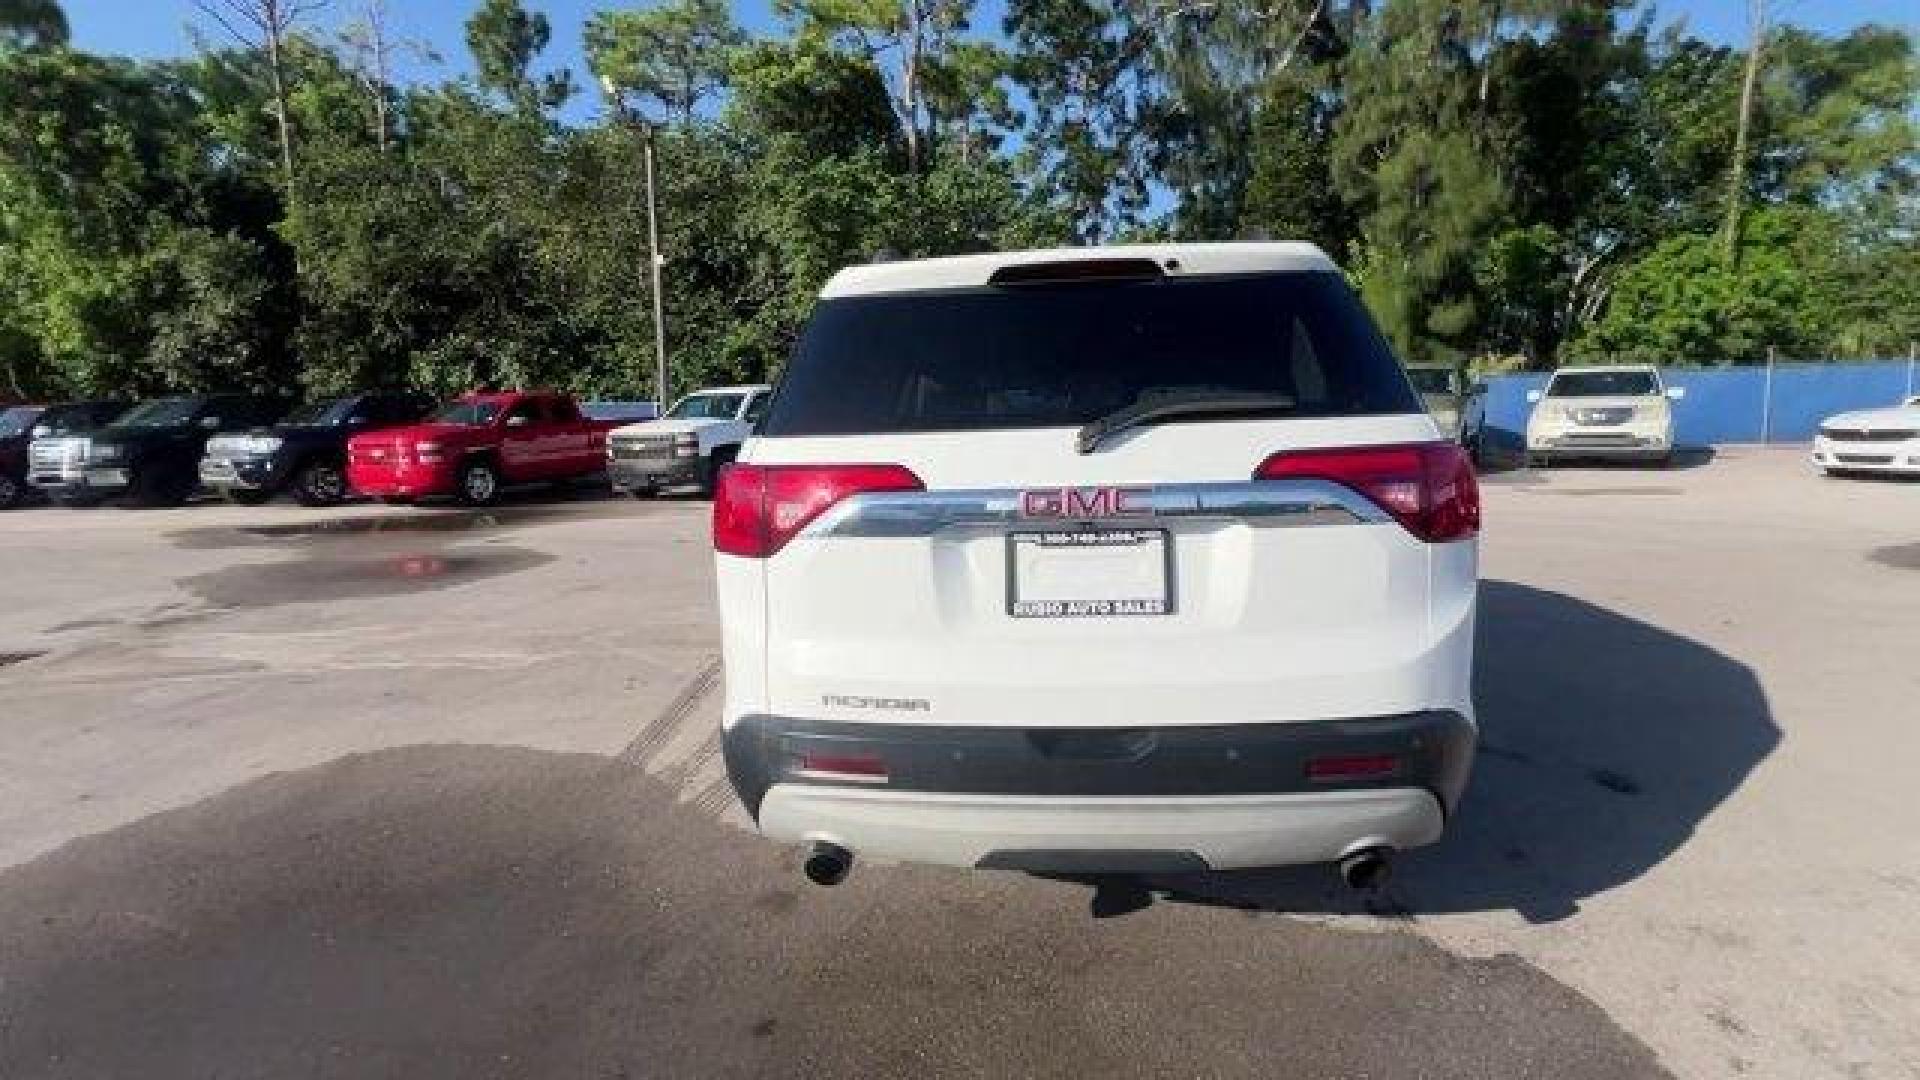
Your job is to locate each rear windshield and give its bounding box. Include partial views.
[760,272,1418,437]
[1547,370,1659,397]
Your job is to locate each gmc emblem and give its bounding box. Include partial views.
[1019,486,1152,518]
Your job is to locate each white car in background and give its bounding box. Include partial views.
[1525,364,1683,467]
[1812,395,1920,477]
[605,384,771,496]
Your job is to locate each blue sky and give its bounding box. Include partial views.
[61,0,1920,127]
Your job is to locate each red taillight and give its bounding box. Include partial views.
[1306,753,1401,781]
[714,463,925,558]
[1255,441,1479,543]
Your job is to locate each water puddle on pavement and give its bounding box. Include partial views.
[1869,542,1920,570]
[158,492,684,609]
[177,547,555,609]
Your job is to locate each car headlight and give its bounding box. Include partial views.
[240,436,283,456]
[90,443,123,462]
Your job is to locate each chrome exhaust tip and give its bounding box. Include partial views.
[1337,846,1394,891]
[803,842,854,887]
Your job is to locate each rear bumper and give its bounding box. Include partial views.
[761,787,1443,873]
[725,711,1473,872]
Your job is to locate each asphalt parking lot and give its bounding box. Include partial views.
[1,448,1915,1079]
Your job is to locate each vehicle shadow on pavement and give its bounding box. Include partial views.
[1140,578,1780,924]
[0,744,1669,1079]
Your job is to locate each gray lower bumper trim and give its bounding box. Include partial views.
[724,711,1474,822]
[609,457,702,489]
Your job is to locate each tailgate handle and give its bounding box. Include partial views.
[1026,730,1156,762]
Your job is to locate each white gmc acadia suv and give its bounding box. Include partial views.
[713,243,1480,890]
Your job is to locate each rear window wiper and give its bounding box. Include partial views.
[1076,393,1299,454]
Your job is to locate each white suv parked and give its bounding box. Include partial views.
[1525,364,1684,467]
[714,244,1480,889]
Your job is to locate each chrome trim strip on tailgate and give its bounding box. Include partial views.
[808,479,1389,539]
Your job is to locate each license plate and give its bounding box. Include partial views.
[201,459,235,478]
[1008,529,1171,618]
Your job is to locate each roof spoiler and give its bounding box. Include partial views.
[987,258,1167,287]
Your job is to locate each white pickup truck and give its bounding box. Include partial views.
[605,384,771,496]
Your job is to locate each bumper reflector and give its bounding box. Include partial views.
[1306,754,1400,781]
[794,750,890,784]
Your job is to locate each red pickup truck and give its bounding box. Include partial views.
[346,391,619,505]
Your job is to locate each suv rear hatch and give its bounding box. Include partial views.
[725,264,1477,731]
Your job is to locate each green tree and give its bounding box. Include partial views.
[1569,207,1841,364]
[0,0,68,51]
[0,46,293,395]
[584,0,743,127]
[1242,68,1352,254]
[1333,0,1523,364]
[776,0,985,173]
[465,0,571,112]
[1004,0,1156,240]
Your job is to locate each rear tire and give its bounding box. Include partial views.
[0,473,21,509]
[293,459,349,507]
[456,458,501,506]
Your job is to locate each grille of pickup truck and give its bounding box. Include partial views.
[29,438,85,473]
[611,436,677,459]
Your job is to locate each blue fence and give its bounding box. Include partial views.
[1481,359,1920,446]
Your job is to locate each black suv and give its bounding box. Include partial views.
[200,392,433,506]
[6,401,131,508]
[33,394,289,506]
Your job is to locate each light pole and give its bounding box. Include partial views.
[602,76,670,412]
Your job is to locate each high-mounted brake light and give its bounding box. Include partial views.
[714,463,924,558]
[1255,441,1479,543]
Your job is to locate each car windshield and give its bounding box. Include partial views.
[282,398,355,426]
[666,394,745,421]
[0,407,40,439]
[114,398,203,428]
[1407,369,1455,395]
[763,273,1415,436]
[1547,370,1659,397]
[430,400,503,426]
